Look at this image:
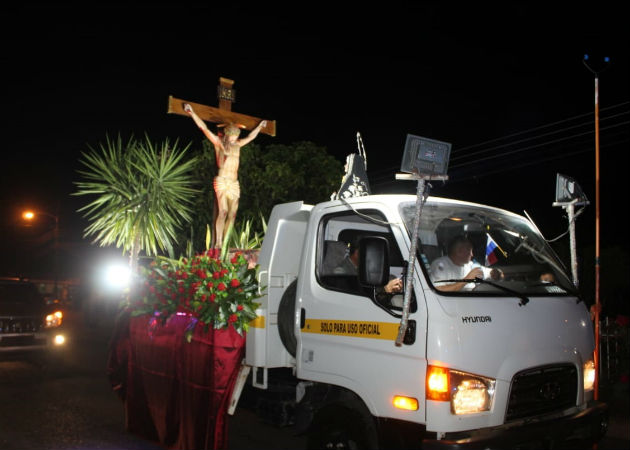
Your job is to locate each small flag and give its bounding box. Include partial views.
[485,234,501,266]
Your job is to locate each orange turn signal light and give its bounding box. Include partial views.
[427,365,450,401]
[393,395,419,411]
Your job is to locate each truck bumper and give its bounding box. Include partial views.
[422,400,608,450]
[0,328,68,356]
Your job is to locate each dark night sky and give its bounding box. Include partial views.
[1,3,628,279]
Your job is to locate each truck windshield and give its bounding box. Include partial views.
[400,200,576,296]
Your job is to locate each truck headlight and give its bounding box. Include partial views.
[583,358,596,392]
[427,365,496,415]
[45,311,63,328]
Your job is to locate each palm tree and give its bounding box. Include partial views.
[73,134,199,271]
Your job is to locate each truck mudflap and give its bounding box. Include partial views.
[422,400,608,450]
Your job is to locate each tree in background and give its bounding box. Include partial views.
[180,140,343,251]
[73,135,199,271]
[239,141,343,224]
[180,139,215,255]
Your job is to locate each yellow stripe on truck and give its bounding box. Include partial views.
[249,316,265,328]
[302,319,400,340]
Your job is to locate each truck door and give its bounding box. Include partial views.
[296,205,428,422]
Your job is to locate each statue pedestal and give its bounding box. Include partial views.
[108,312,245,450]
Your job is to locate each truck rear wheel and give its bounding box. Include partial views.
[278,279,297,357]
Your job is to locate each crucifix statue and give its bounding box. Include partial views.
[168,78,276,249]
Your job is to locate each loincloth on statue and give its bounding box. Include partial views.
[213,176,240,200]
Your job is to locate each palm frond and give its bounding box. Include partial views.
[73,134,200,265]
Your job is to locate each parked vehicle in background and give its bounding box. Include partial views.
[0,277,67,360]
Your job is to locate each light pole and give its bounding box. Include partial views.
[22,210,60,299]
[583,54,610,401]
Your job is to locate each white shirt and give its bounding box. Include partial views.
[429,255,492,290]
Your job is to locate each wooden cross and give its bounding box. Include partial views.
[167,77,276,136]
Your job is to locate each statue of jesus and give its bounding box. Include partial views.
[184,103,267,249]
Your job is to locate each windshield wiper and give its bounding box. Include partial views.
[435,278,530,306]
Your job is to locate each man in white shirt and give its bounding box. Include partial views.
[430,235,502,292]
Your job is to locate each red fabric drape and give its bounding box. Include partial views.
[107,312,245,450]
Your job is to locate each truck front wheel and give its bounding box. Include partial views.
[306,405,377,450]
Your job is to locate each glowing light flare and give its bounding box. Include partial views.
[23,211,35,220]
[54,334,66,345]
[393,395,419,411]
[45,310,63,328]
[426,365,450,401]
[584,359,596,391]
[104,264,132,290]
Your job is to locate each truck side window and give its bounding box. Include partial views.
[316,210,404,301]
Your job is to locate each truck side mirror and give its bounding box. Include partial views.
[359,236,390,287]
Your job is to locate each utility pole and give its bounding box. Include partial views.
[583,54,610,401]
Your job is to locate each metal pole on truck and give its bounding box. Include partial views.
[552,193,588,288]
[567,201,579,286]
[394,172,448,346]
[395,135,451,346]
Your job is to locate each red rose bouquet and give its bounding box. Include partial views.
[131,249,261,341]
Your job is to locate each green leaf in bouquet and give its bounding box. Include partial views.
[130,308,152,317]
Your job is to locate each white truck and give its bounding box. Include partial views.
[235,194,607,449]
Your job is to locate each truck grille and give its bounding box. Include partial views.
[505,364,577,421]
[0,317,43,334]
[0,335,47,347]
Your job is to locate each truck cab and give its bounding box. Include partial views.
[245,194,607,449]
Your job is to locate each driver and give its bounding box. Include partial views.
[335,238,403,296]
[430,235,502,291]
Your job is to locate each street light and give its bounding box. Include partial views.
[22,209,60,299]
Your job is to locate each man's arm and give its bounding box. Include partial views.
[434,282,469,292]
[375,276,402,305]
[183,103,221,147]
[383,277,403,294]
[480,266,504,280]
[433,266,484,292]
[237,120,267,146]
